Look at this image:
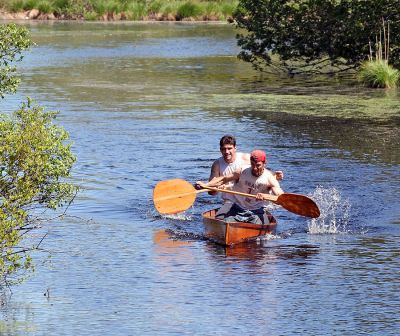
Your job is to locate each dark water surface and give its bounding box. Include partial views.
[0,22,399,335]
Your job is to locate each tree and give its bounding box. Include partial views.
[0,23,32,98]
[233,0,400,75]
[0,24,78,287]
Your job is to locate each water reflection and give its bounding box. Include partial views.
[153,229,194,250]
[208,241,320,261]
[216,102,400,165]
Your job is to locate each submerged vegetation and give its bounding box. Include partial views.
[0,0,238,21]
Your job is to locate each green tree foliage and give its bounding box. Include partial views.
[233,0,400,75]
[0,99,78,286]
[0,23,32,98]
[0,23,78,287]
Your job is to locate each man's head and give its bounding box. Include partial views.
[219,135,237,163]
[250,149,267,177]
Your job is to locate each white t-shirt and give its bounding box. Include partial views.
[217,153,248,202]
[231,167,276,210]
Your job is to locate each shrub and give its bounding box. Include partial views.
[0,99,78,286]
[0,23,32,97]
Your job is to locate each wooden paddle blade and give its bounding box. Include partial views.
[153,179,197,214]
[276,193,320,218]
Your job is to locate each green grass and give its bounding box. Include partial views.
[0,0,239,20]
[358,60,400,89]
[177,1,203,19]
[37,0,53,13]
[8,0,24,12]
[358,19,400,89]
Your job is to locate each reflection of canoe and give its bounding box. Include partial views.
[202,208,277,246]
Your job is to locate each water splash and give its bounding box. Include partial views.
[162,213,194,221]
[307,186,351,234]
[148,208,194,221]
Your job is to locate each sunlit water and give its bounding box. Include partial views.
[0,22,399,335]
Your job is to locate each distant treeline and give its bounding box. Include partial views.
[0,0,238,21]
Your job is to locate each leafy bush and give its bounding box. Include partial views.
[0,23,32,98]
[0,99,78,286]
[0,23,78,287]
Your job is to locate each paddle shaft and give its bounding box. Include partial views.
[153,188,207,201]
[154,187,271,202]
[201,186,279,202]
[153,179,320,218]
[202,185,320,218]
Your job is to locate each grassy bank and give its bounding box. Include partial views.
[0,0,238,21]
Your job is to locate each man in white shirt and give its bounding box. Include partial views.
[198,149,283,224]
[206,134,283,200]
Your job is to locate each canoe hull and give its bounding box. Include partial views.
[202,208,277,246]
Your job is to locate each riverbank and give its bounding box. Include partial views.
[0,10,223,21]
[0,0,237,21]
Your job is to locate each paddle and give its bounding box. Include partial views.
[152,179,208,215]
[153,179,320,218]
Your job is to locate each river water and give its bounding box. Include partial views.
[0,22,399,335]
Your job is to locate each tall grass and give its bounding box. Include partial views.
[359,60,399,89]
[358,20,400,89]
[1,0,238,20]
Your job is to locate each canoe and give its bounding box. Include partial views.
[202,208,277,246]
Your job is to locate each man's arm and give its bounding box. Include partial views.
[256,175,284,201]
[198,171,240,189]
[207,160,220,195]
[269,175,284,196]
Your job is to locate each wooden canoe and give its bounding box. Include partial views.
[202,208,277,246]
